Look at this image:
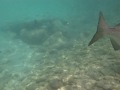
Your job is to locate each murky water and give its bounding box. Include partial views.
[0,0,120,90]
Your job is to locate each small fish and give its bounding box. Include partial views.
[88,11,120,50]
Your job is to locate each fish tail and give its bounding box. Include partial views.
[110,37,120,50]
[88,11,108,46]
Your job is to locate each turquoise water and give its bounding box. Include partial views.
[0,0,120,90]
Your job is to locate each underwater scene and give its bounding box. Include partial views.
[0,0,120,90]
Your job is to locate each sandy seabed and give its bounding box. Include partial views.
[0,20,120,90]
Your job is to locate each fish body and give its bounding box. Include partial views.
[88,11,120,50]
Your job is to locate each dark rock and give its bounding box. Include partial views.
[64,85,80,90]
[25,83,37,90]
[48,78,63,89]
[95,81,113,90]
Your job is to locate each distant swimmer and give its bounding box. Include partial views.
[89,11,120,50]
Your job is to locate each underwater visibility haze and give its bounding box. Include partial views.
[0,0,120,90]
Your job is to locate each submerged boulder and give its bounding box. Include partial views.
[48,78,63,89]
[7,18,69,45]
[20,28,49,45]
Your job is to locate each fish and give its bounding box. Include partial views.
[88,11,120,50]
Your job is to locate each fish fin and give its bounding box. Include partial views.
[115,23,120,27]
[110,38,120,50]
[88,11,108,46]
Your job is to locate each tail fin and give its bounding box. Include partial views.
[88,11,108,46]
[110,37,120,50]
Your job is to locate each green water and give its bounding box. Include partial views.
[0,0,120,90]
